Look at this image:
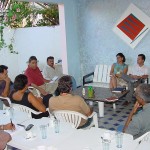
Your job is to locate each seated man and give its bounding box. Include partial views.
[122,54,148,105]
[123,84,150,139]
[25,56,57,96]
[43,56,77,91]
[0,65,11,97]
[0,123,15,150]
[49,75,93,128]
[42,56,63,80]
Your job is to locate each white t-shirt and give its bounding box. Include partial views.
[131,64,148,76]
[42,64,63,80]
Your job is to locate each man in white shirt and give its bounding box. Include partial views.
[42,56,63,81]
[121,54,148,105]
[43,56,77,92]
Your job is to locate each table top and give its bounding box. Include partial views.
[72,87,129,102]
[7,118,138,150]
[0,109,138,150]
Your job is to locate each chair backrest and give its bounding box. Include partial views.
[28,86,41,97]
[12,103,41,118]
[53,110,88,128]
[0,96,11,109]
[93,65,111,83]
[134,131,150,144]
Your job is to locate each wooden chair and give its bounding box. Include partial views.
[83,64,111,88]
[53,110,98,129]
[83,64,149,87]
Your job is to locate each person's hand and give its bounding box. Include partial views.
[4,123,15,130]
[4,77,11,84]
[133,101,140,113]
[115,74,121,78]
[39,88,48,96]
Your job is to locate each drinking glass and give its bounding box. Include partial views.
[54,119,60,133]
[102,139,110,150]
[40,125,47,139]
[116,132,123,148]
[9,107,14,120]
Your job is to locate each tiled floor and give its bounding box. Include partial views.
[92,97,134,131]
[0,97,134,132]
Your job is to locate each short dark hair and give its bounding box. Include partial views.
[135,84,150,103]
[138,54,146,61]
[0,65,8,73]
[116,53,126,62]
[58,75,72,93]
[14,74,28,91]
[47,56,54,62]
[29,56,37,63]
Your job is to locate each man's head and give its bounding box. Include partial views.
[47,56,54,68]
[58,75,72,93]
[137,54,145,65]
[135,84,150,106]
[28,56,37,69]
[14,74,28,91]
[0,65,8,80]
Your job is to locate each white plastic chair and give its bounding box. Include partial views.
[53,110,98,129]
[0,96,11,109]
[134,131,150,144]
[12,103,41,118]
[28,86,41,98]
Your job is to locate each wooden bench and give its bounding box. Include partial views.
[83,64,149,87]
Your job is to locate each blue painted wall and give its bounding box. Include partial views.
[77,0,150,78]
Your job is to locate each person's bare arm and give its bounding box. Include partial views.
[141,75,148,79]
[28,93,46,112]
[86,107,93,117]
[1,77,10,97]
[123,101,140,132]
[43,79,50,83]
[123,66,128,74]
[31,83,48,96]
[110,64,115,76]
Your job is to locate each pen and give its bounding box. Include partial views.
[10,119,13,126]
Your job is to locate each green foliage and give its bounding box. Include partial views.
[0,0,59,53]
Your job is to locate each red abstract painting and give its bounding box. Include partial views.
[117,14,145,40]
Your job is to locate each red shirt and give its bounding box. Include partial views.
[25,66,44,86]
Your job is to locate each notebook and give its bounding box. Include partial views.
[112,87,126,93]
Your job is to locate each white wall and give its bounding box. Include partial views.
[0,25,63,81]
[15,26,62,73]
[77,0,150,77]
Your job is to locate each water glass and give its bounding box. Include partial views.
[40,125,47,139]
[116,132,123,148]
[9,107,14,120]
[102,139,110,150]
[54,119,60,133]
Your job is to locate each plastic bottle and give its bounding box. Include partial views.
[82,87,85,96]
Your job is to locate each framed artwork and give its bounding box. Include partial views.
[113,4,150,48]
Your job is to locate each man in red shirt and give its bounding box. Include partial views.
[25,56,57,96]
